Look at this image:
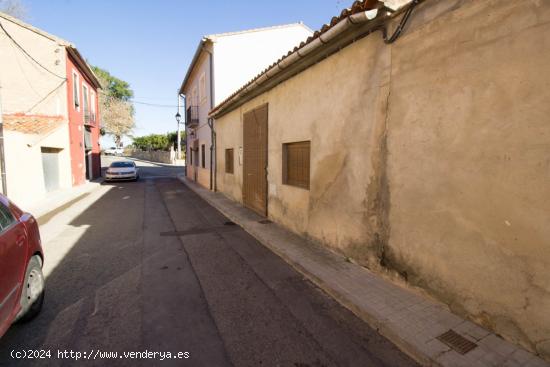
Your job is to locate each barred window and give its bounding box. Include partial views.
[283,141,310,190]
[225,148,234,174]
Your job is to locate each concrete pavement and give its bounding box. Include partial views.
[0,157,417,366]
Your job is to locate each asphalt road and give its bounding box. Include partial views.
[0,156,418,367]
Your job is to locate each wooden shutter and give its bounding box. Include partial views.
[225,149,234,174]
[283,141,310,189]
[243,104,268,216]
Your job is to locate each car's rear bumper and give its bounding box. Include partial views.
[105,174,137,181]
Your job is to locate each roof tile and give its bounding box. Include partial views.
[3,114,64,135]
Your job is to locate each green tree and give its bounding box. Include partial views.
[91,66,133,101]
[133,131,185,151]
[92,65,135,147]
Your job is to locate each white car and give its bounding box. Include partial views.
[104,147,123,156]
[105,161,139,181]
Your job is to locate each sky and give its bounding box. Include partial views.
[22,0,352,147]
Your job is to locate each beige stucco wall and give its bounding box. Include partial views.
[0,14,68,116]
[385,0,550,358]
[215,0,550,360]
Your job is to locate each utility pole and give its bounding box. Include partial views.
[176,92,181,160]
[0,80,7,196]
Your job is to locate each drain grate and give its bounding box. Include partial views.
[258,219,272,224]
[224,221,236,226]
[436,330,478,355]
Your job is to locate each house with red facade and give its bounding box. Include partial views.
[0,12,102,208]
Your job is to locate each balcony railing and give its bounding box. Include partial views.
[84,111,96,126]
[186,106,199,127]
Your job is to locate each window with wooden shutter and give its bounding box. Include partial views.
[283,141,310,190]
[201,144,206,168]
[225,148,234,174]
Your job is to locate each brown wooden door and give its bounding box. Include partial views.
[243,104,268,216]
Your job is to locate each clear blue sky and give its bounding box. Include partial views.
[24,0,349,145]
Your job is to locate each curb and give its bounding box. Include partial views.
[33,179,103,225]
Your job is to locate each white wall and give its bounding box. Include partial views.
[4,126,72,208]
[212,24,312,105]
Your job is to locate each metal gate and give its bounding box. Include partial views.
[41,147,61,192]
[243,104,268,216]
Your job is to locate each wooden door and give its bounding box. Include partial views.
[243,104,268,216]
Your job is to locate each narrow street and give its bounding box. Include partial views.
[0,157,417,366]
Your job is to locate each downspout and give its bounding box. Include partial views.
[377,0,420,44]
[180,93,186,176]
[205,48,216,191]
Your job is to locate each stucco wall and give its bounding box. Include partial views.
[215,0,550,359]
[4,126,72,208]
[0,14,68,116]
[385,0,550,358]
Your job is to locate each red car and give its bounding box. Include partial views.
[0,195,44,338]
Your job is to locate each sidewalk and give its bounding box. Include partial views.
[28,178,103,224]
[178,175,549,367]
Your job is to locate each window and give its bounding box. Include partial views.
[199,73,206,104]
[0,203,15,232]
[190,150,193,167]
[225,148,234,174]
[82,84,89,114]
[90,91,96,119]
[192,86,198,106]
[72,71,80,109]
[283,141,310,190]
[201,144,206,168]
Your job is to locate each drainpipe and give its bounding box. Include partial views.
[205,48,216,191]
[0,80,7,196]
[177,91,181,161]
[181,93,187,177]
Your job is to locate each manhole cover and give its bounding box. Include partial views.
[436,330,477,355]
[258,219,272,224]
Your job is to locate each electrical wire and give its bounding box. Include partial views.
[131,100,180,108]
[25,78,67,113]
[0,20,66,79]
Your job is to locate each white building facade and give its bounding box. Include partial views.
[179,23,312,190]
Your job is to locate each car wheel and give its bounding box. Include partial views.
[15,256,45,323]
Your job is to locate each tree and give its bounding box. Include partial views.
[92,65,134,147]
[101,96,134,148]
[91,66,133,101]
[0,0,26,19]
[133,131,184,151]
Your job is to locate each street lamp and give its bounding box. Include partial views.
[175,108,182,160]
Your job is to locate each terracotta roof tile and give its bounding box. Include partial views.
[3,114,64,135]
